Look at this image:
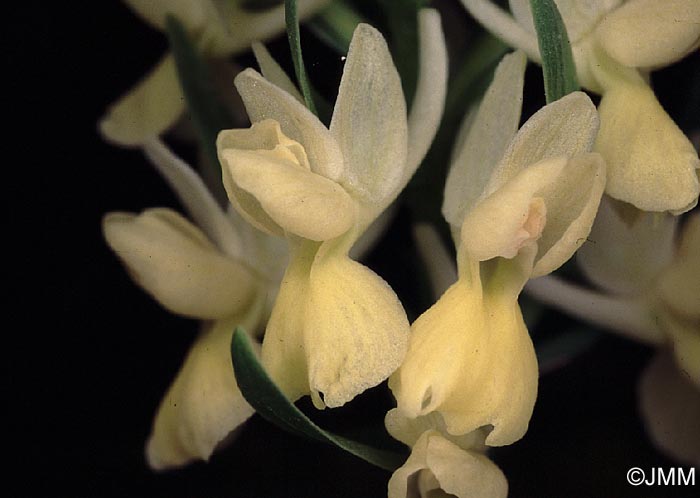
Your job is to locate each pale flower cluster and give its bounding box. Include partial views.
[100,0,700,496]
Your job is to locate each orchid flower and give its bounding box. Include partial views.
[103,138,288,470]
[527,199,700,465]
[461,0,700,214]
[216,10,448,409]
[386,412,508,498]
[99,0,329,146]
[387,51,606,459]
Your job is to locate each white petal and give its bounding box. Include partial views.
[220,146,355,241]
[251,42,304,104]
[234,68,345,181]
[488,91,599,194]
[330,23,408,214]
[405,9,448,178]
[387,431,508,498]
[594,79,700,213]
[638,351,700,467]
[103,209,257,319]
[443,51,526,229]
[305,249,410,407]
[509,0,623,42]
[146,317,259,470]
[597,0,700,68]
[99,54,185,146]
[142,138,244,258]
[532,153,606,277]
[460,0,540,60]
[577,197,678,296]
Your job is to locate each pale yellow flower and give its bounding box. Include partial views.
[389,51,605,450]
[103,138,287,470]
[216,11,448,408]
[461,0,700,214]
[527,199,700,465]
[99,0,329,146]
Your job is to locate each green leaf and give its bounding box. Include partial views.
[285,0,317,115]
[307,0,363,54]
[165,15,235,204]
[230,327,406,471]
[378,0,425,104]
[529,0,579,103]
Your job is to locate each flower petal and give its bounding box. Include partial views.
[99,53,185,146]
[305,250,410,407]
[531,153,606,277]
[443,51,526,229]
[657,214,700,320]
[405,9,448,178]
[142,138,244,258]
[260,243,410,408]
[508,0,623,42]
[387,430,508,498]
[460,156,567,262]
[385,409,487,450]
[577,197,678,296]
[594,79,700,214]
[220,145,356,241]
[234,68,345,181]
[103,209,257,319]
[251,42,304,104]
[638,351,700,466]
[489,91,599,193]
[460,0,540,60]
[390,277,538,446]
[330,23,408,214]
[596,0,700,69]
[146,317,259,470]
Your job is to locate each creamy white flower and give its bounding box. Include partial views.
[461,0,700,214]
[216,11,448,409]
[386,428,508,498]
[390,51,605,447]
[103,138,287,470]
[99,0,329,145]
[527,199,700,465]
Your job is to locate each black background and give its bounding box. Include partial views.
[13,1,699,496]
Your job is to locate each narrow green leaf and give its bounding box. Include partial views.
[529,0,579,103]
[378,0,425,104]
[231,327,406,471]
[285,0,317,115]
[307,0,363,54]
[165,15,234,204]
